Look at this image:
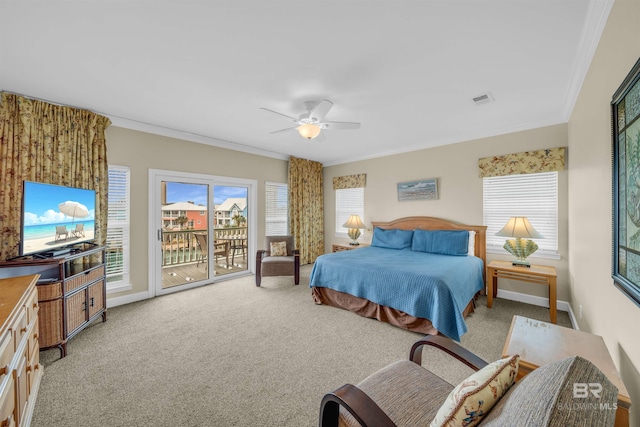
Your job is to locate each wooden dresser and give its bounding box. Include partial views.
[0,274,43,427]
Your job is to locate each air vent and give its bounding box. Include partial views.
[472,92,494,105]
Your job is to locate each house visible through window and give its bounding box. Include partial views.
[483,171,558,257]
[336,187,365,237]
[106,165,131,291]
[266,182,288,236]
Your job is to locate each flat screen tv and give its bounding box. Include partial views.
[20,181,96,256]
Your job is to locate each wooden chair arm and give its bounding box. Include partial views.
[319,384,396,427]
[409,335,488,371]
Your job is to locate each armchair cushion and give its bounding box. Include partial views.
[340,360,455,427]
[430,354,519,427]
[270,241,287,257]
[481,356,618,426]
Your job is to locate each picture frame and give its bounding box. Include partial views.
[612,56,640,307]
[397,178,438,201]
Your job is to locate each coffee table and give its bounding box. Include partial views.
[502,315,630,426]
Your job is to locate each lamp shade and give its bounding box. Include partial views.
[297,123,321,140]
[495,217,543,239]
[343,214,366,229]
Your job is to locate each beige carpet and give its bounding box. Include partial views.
[33,265,571,427]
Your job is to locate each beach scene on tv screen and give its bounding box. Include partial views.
[22,182,96,255]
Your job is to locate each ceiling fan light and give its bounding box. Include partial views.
[297,123,321,140]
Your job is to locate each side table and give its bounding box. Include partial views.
[502,315,631,427]
[332,243,369,253]
[486,260,557,323]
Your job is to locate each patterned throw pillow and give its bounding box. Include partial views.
[430,354,519,427]
[270,241,287,257]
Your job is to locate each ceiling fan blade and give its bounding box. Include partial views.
[260,107,297,121]
[309,99,333,122]
[322,121,361,130]
[270,127,297,134]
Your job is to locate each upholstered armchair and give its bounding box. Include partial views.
[255,235,300,286]
[320,335,618,427]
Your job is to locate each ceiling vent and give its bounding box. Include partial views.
[472,92,494,105]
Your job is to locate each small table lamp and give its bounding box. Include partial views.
[495,216,543,267]
[343,214,366,246]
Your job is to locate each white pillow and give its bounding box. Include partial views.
[467,231,476,256]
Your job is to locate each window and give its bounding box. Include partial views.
[483,171,558,257]
[106,165,131,291]
[335,187,364,236]
[266,182,288,235]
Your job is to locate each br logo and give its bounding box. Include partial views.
[573,383,603,398]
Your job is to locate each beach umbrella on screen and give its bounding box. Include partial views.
[58,201,89,225]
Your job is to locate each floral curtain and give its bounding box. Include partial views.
[332,173,366,190]
[478,147,566,178]
[288,156,324,264]
[0,92,111,260]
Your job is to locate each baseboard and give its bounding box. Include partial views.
[106,290,151,308]
[497,289,579,329]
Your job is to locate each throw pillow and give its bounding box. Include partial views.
[430,354,519,427]
[411,229,469,256]
[270,241,287,257]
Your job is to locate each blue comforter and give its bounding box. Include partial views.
[309,246,484,341]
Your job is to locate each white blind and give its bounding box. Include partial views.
[106,165,130,286]
[266,182,288,236]
[335,187,364,236]
[483,171,558,255]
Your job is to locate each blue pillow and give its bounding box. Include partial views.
[371,227,414,250]
[411,229,469,256]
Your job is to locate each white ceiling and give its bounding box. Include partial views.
[0,1,612,166]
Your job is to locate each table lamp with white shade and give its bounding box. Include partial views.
[343,214,366,246]
[495,216,543,267]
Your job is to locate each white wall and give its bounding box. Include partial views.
[568,0,640,423]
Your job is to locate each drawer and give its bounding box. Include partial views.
[37,299,64,349]
[25,287,38,326]
[9,308,27,352]
[27,319,38,362]
[65,265,105,293]
[37,281,62,301]
[27,344,39,396]
[0,331,13,383]
[14,348,27,427]
[0,375,15,427]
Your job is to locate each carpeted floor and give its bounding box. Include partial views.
[32,265,571,427]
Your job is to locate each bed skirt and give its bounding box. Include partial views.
[311,286,476,337]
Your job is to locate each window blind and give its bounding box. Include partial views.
[335,187,364,236]
[483,171,558,255]
[266,182,288,236]
[106,165,131,287]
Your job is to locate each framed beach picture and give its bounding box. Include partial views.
[397,178,438,201]
[612,56,640,307]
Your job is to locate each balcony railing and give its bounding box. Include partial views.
[162,226,247,266]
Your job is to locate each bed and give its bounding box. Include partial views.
[310,216,487,340]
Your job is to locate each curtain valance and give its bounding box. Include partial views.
[332,173,366,190]
[478,147,566,178]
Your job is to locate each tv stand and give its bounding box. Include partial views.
[0,243,106,358]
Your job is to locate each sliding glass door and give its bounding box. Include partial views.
[149,170,256,297]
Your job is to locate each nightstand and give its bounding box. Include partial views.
[332,243,369,253]
[486,260,557,323]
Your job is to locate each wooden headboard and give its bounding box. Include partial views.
[370,216,487,277]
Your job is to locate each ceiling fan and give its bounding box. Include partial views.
[261,99,360,140]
